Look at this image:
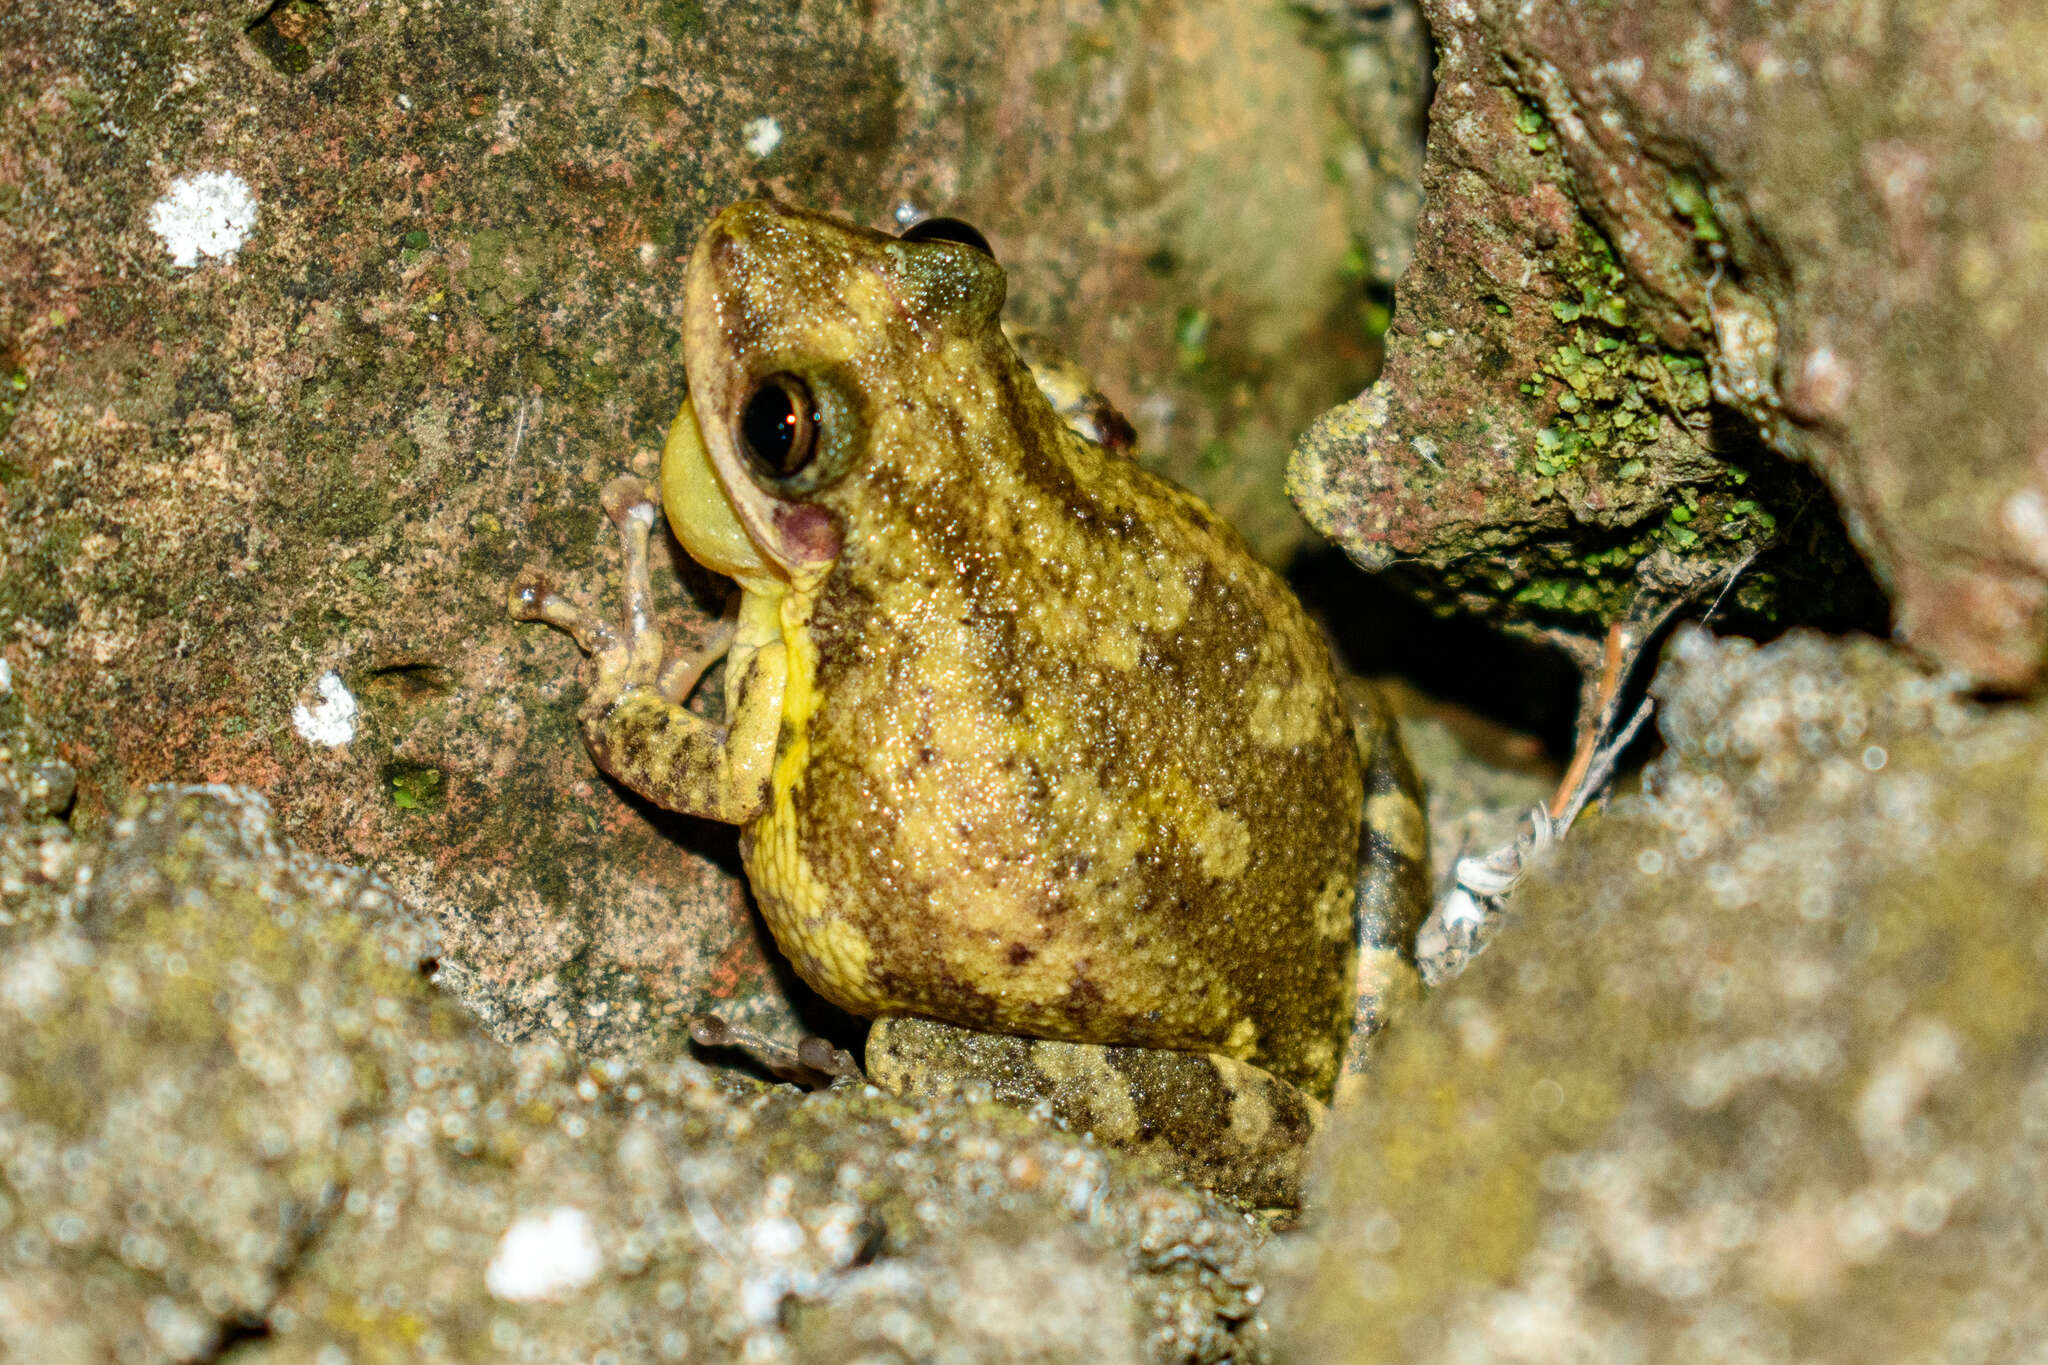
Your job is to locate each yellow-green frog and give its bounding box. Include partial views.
[512,200,1428,1207]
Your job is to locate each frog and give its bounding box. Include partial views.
[511,199,1430,1208]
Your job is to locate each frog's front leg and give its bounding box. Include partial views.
[866,1016,1322,1210]
[510,476,786,825]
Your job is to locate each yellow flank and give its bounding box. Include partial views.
[742,585,903,1016]
[809,919,877,999]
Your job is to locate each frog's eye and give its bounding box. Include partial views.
[899,215,995,259]
[737,372,819,481]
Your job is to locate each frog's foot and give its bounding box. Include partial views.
[689,1013,859,1090]
[866,1016,1321,1211]
[508,570,619,656]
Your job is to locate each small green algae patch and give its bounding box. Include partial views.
[0,363,27,447]
[1664,172,1727,245]
[1520,230,1707,480]
[382,760,447,813]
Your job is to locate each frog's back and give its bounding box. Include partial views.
[744,340,1365,1097]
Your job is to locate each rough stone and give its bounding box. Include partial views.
[1273,627,2048,1362]
[0,756,1273,1363]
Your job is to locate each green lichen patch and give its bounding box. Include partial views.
[244,0,336,77]
[382,760,447,813]
[1664,171,1727,246]
[1519,229,1708,477]
[0,363,26,460]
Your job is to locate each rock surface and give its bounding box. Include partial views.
[0,720,1273,1364]
[1273,627,2048,1362]
[1291,0,2047,686]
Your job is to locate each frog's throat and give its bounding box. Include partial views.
[663,396,851,993]
[661,393,842,584]
[659,397,787,595]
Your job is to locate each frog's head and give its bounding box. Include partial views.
[667,199,1011,587]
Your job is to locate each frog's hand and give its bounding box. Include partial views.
[1004,325,1139,456]
[866,1016,1321,1211]
[1342,679,1432,1082]
[511,477,785,827]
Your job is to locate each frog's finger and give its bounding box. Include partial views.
[508,569,618,655]
[657,615,738,704]
[600,476,664,644]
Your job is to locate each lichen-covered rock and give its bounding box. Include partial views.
[0,678,79,944]
[0,785,446,1361]
[1272,628,2048,1361]
[0,772,1271,1364]
[1293,0,2047,685]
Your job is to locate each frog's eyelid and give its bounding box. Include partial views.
[897,215,996,259]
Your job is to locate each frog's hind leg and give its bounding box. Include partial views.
[1342,679,1432,1087]
[866,1015,1321,1210]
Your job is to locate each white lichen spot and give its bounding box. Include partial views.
[148,171,260,269]
[743,116,782,157]
[292,670,358,747]
[486,1206,602,1302]
[748,1216,805,1258]
[2000,487,2048,573]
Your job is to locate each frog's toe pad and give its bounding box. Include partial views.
[600,474,661,526]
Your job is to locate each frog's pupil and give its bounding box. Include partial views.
[740,375,815,478]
